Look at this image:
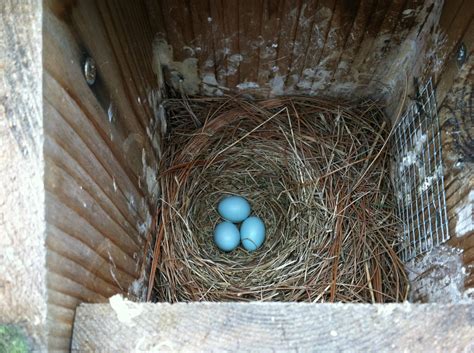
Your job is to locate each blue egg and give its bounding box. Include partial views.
[240,216,266,252]
[214,221,240,252]
[217,196,251,223]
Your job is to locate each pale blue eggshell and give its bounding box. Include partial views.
[240,216,266,252]
[217,196,251,223]
[214,221,240,252]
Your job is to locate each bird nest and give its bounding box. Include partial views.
[148,95,408,303]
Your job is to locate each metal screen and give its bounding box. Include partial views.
[393,78,450,261]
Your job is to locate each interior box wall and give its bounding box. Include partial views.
[44,1,159,349]
[43,0,473,350]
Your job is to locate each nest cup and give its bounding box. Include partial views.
[152,96,408,303]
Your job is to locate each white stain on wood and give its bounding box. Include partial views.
[455,191,474,237]
[152,39,200,95]
[236,82,260,90]
[109,294,142,326]
[202,73,224,96]
[407,246,471,303]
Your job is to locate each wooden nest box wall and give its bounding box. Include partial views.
[1,0,473,351]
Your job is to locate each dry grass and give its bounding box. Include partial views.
[148,95,408,303]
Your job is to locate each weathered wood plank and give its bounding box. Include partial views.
[72,302,474,352]
[43,21,145,201]
[98,0,157,127]
[436,0,474,91]
[218,0,241,89]
[343,0,391,75]
[69,0,159,163]
[439,46,474,289]
[144,0,168,41]
[48,336,72,352]
[43,4,159,349]
[358,0,411,92]
[48,324,73,343]
[209,1,227,87]
[364,0,423,89]
[158,0,193,63]
[43,76,149,222]
[0,1,46,351]
[304,0,337,92]
[237,1,264,88]
[438,0,465,33]
[316,0,360,92]
[332,0,376,86]
[46,224,136,292]
[285,0,320,93]
[187,0,218,90]
[436,17,474,107]
[46,193,139,278]
[47,272,106,308]
[47,249,122,298]
[45,160,142,255]
[45,135,140,236]
[257,0,285,94]
[274,0,302,92]
[48,289,81,311]
[47,304,75,325]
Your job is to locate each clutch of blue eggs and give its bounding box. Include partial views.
[214,195,266,252]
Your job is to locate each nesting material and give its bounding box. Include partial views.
[150,96,408,303]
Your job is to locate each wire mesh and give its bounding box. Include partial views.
[393,78,450,262]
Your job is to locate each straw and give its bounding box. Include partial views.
[149,95,408,303]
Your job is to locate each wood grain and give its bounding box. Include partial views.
[440,55,474,288]
[2,1,471,351]
[436,17,474,107]
[0,1,46,351]
[43,0,159,350]
[97,0,157,128]
[47,250,121,298]
[332,0,376,84]
[299,0,336,92]
[140,0,473,107]
[275,0,303,90]
[187,0,218,87]
[285,0,320,93]
[257,0,285,92]
[238,1,264,86]
[72,302,474,352]
[363,0,421,88]
[209,1,226,87]
[316,0,359,92]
